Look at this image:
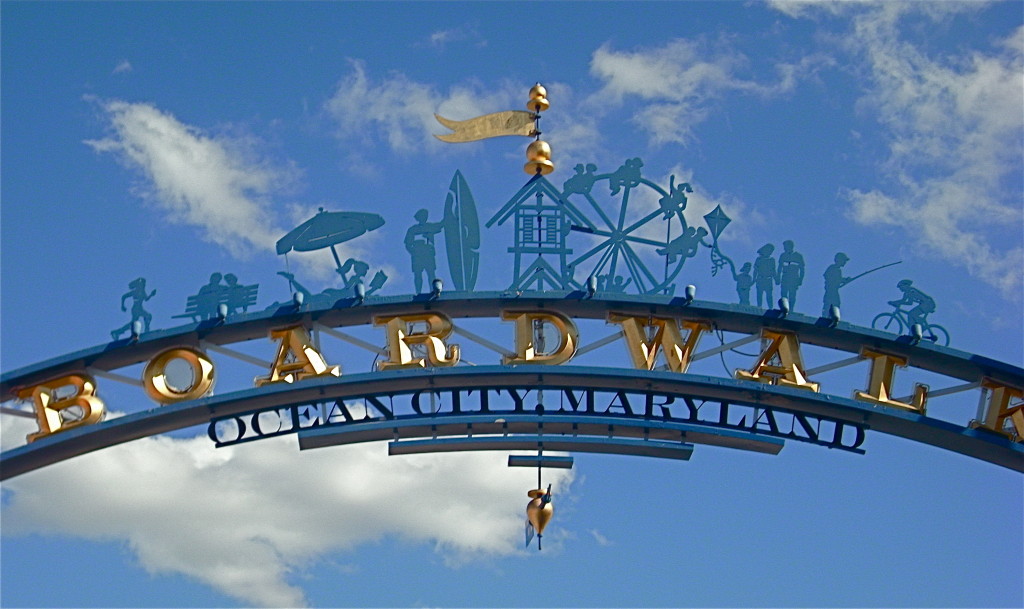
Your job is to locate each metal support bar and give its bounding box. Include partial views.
[575,331,623,357]
[315,325,389,356]
[805,355,864,376]
[0,405,35,419]
[894,380,982,404]
[453,326,515,357]
[86,368,143,387]
[508,455,574,469]
[200,342,273,368]
[692,334,761,361]
[389,435,695,461]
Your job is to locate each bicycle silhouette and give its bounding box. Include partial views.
[871,304,950,346]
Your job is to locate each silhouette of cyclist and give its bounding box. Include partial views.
[889,279,935,328]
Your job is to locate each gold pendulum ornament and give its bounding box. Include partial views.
[526,484,554,550]
[524,83,554,176]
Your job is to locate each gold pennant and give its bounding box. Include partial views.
[434,110,537,143]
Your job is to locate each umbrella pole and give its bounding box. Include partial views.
[329,245,343,272]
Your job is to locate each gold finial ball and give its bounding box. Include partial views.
[526,139,551,161]
[527,82,549,112]
[524,139,554,175]
[525,160,555,175]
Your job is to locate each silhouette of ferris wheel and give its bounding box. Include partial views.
[561,160,698,295]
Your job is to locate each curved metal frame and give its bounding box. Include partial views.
[2,292,1022,480]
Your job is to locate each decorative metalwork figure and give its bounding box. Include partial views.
[405,209,445,294]
[442,170,480,292]
[555,159,719,295]
[276,207,385,275]
[562,163,598,196]
[733,262,754,305]
[822,252,851,317]
[778,240,806,310]
[337,258,387,296]
[111,277,156,339]
[172,273,259,322]
[753,243,778,308]
[873,279,949,345]
[608,158,643,195]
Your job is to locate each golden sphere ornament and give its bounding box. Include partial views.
[527,83,550,112]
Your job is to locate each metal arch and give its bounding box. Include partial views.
[3,366,1021,480]
[2,292,1021,395]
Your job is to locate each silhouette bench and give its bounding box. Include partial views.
[172,283,259,322]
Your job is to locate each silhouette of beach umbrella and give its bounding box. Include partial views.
[276,208,385,269]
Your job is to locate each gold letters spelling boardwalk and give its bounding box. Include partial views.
[16,309,1024,443]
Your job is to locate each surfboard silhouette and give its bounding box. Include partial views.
[443,170,480,291]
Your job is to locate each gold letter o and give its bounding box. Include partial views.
[143,347,215,404]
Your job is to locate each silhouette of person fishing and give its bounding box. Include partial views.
[822,252,851,317]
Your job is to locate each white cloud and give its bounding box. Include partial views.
[841,10,1024,296]
[113,60,133,74]
[423,25,486,50]
[1,415,572,607]
[589,39,829,146]
[324,60,516,159]
[85,100,290,259]
[764,3,1023,297]
[588,528,613,546]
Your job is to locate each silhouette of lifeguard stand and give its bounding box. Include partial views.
[486,175,592,291]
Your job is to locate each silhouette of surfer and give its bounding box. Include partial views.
[111,277,156,339]
[405,209,444,293]
[822,252,851,317]
[752,243,778,308]
[777,240,805,309]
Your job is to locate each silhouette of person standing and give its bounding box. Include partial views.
[405,209,444,293]
[777,240,805,309]
[822,252,851,317]
[752,243,778,308]
[733,262,753,305]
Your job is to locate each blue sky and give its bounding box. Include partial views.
[1,2,1022,607]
